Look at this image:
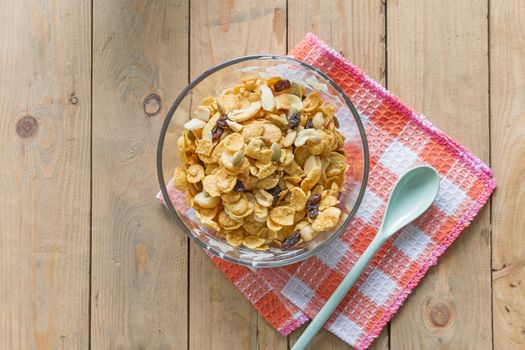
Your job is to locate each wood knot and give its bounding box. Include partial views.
[16,116,38,138]
[429,301,451,327]
[144,93,161,116]
[69,95,79,105]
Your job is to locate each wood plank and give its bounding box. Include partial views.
[287,1,387,349]
[188,1,287,349]
[0,0,91,348]
[288,0,386,85]
[490,1,525,349]
[387,1,492,348]
[91,1,188,348]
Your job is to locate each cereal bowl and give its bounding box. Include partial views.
[157,55,368,268]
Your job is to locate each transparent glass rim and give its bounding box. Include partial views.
[157,54,370,268]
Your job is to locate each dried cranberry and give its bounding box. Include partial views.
[305,118,313,129]
[282,231,301,250]
[267,185,282,207]
[274,79,291,92]
[306,193,321,219]
[217,117,228,127]
[233,180,246,192]
[211,126,223,143]
[287,112,301,129]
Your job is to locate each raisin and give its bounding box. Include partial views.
[274,79,291,92]
[211,126,223,143]
[217,117,228,127]
[305,118,313,129]
[308,206,319,220]
[267,185,282,207]
[306,193,321,219]
[233,180,246,192]
[287,112,301,129]
[282,231,301,250]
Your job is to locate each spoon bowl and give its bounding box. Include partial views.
[378,165,440,240]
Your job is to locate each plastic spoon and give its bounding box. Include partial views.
[291,165,440,350]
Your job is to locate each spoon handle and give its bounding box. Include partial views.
[291,235,385,350]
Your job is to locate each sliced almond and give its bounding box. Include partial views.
[225,119,243,132]
[184,118,206,130]
[228,101,262,122]
[260,85,276,112]
[194,106,211,121]
[282,130,297,148]
[312,112,325,129]
[295,128,321,147]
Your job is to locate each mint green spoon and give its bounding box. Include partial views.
[291,165,440,350]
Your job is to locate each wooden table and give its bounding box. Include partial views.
[1,1,523,349]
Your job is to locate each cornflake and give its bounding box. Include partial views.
[171,75,349,250]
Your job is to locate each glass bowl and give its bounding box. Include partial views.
[157,55,369,268]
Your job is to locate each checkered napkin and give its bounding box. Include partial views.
[158,33,496,349]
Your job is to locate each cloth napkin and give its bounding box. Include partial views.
[158,33,496,349]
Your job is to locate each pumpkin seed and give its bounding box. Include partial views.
[290,82,302,98]
[216,102,227,116]
[231,150,245,168]
[271,143,281,163]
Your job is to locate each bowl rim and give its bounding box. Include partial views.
[157,54,369,268]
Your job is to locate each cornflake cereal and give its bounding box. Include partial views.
[172,77,349,250]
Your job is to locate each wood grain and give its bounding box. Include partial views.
[287,1,388,349]
[387,1,492,348]
[91,0,188,348]
[3,0,522,348]
[189,1,287,349]
[490,1,525,348]
[0,0,91,349]
[288,0,386,85]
